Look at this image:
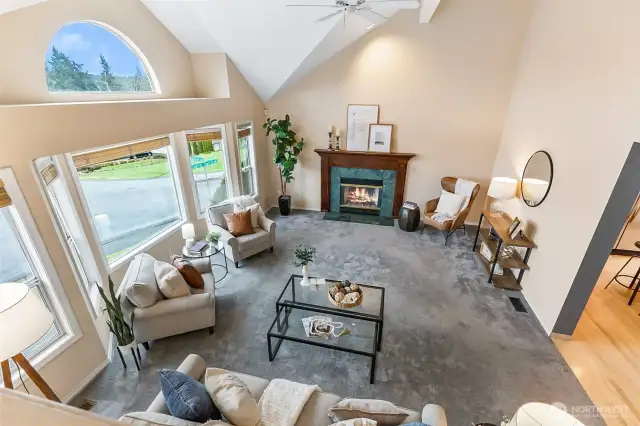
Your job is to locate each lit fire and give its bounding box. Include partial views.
[343,186,379,208]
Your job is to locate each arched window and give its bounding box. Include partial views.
[46,22,156,93]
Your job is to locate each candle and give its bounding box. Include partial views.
[328,125,333,133]
[336,129,341,137]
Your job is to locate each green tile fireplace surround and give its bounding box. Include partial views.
[330,167,396,218]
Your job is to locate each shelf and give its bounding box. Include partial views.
[475,252,522,291]
[478,229,530,270]
[481,210,536,248]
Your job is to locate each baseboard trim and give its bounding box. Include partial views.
[63,358,109,404]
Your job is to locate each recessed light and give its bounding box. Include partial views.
[366,24,375,31]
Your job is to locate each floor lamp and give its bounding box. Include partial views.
[0,282,60,402]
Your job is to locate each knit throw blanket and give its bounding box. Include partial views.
[258,379,320,426]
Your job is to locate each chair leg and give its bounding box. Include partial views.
[209,326,214,335]
[235,262,239,268]
[420,224,425,235]
[605,256,633,289]
[270,246,274,253]
[142,342,150,351]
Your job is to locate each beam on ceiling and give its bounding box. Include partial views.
[419,0,440,23]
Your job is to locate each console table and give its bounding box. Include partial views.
[472,210,536,291]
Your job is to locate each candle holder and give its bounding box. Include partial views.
[336,135,341,150]
[328,131,333,150]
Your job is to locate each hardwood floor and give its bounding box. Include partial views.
[553,255,640,426]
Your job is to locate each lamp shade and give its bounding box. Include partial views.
[487,177,517,200]
[181,223,195,240]
[507,402,585,426]
[0,283,54,360]
[522,178,550,203]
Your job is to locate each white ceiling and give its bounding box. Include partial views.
[0,0,47,15]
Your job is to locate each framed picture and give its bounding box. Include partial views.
[368,124,392,153]
[346,104,379,151]
[507,217,521,237]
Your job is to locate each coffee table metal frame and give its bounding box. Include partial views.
[267,274,385,384]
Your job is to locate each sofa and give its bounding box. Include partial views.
[206,196,276,268]
[117,254,216,343]
[124,354,448,426]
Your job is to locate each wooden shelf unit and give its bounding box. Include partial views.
[472,211,536,291]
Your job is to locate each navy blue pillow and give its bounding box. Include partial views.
[158,369,221,422]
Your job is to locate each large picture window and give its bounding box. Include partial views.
[237,122,258,196]
[46,22,155,93]
[72,137,184,265]
[186,127,231,215]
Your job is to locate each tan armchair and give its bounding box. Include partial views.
[422,177,480,245]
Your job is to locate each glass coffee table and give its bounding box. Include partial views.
[267,275,385,383]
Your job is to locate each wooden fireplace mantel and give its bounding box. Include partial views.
[314,149,416,217]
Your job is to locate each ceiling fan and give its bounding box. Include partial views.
[287,0,420,26]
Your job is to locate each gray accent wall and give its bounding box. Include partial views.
[554,142,640,335]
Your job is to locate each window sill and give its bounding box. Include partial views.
[108,219,187,273]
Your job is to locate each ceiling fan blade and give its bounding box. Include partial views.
[365,0,420,9]
[287,4,339,7]
[315,9,344,22]
[356,7,389,22]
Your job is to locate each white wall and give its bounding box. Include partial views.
[266,1,534,221]
[491,0,640,333]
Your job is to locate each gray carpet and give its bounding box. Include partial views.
[75,210,602,425]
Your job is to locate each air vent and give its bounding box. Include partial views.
[78,399,97,411]
[509,297,528,313]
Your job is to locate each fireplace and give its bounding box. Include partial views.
[340,178,383,215]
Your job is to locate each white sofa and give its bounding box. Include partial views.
[134,354,448,426]
[117,254,216,344]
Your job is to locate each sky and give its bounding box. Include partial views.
[46,22,147,76]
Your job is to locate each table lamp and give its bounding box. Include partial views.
[522,178,550,205]
[181,222,196,249]
[0,282,60,402]
[487,177,517,213]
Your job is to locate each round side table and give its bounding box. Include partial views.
[182,243,228,284]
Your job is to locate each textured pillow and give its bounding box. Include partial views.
[158,369,221,423]
[208,205,233,230]
[204,368,260,426]
[434,190,465,217]
[154,261,191,299]
[330,419,378,426]
[119,412,204,426]
[171,255,205,289]
[233,203,265,228]
[124,254,162,308]
[329,399,409,426]
[223,211,254,237]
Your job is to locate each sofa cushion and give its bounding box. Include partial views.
[236,228,269,253]
[124,253,163,308]
[155,261,191,299]
[233,372,270,401]
[330,399,409,426]
[204,368,260,426]
[171,255,205,289]
[296,391,342,426]
[159,369,221,423]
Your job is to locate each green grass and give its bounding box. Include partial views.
[106,246,136,263]
[78,152,225,181]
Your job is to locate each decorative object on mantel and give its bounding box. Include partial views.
[293,244,316,286]
[521,150,554,207]
[328,125,333,150]
[368,124,392,153]
[264,115,306,216]
[472,210,536,291]
[346,104,379,151]
[335,129,341,150]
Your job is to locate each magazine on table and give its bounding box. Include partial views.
[302,315,332,338]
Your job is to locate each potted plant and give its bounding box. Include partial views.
[264,115,305,216]
[206,231,221,247]
[293,245,316,286]
[97,276,136,353]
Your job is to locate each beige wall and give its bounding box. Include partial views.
[0,0,195,104]
[491,0,640,333]
[266,1,533,219]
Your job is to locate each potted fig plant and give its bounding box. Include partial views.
[264,115,305,216]
[293,245,316,286]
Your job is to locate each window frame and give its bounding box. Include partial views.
[235,121,259,198]
[185,125,234,218]
[67,135,187,272]
[0,167,81,384]
[46,20,160,96]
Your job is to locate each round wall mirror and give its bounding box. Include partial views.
[521,151,553,207]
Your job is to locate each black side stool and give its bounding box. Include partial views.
[605,241,640,305]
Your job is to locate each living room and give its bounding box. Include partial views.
[0,0,638,426]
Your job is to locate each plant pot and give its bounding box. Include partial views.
[279,195,291,216]
[300,265,310,286]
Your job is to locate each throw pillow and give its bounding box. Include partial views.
[119,412,204,426]
[124,254,162,308]
[223,211,254,237]
[204,368,260,426]
[158,369,221,423]
[330,419,378,426]
[154,261,191,299]
[170,254,205,289]
[329,399,409,426]
[434,190,465,217]
[233,203,265,228]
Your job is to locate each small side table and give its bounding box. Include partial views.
[182,243,228,284]
[398,202,420,232]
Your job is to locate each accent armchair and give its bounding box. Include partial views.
[422,177,480,245]
[206,196,276,268]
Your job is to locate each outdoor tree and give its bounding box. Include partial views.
[47,46,98,91]
[99,54,118,92]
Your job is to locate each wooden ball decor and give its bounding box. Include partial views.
[328,280,363,308]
